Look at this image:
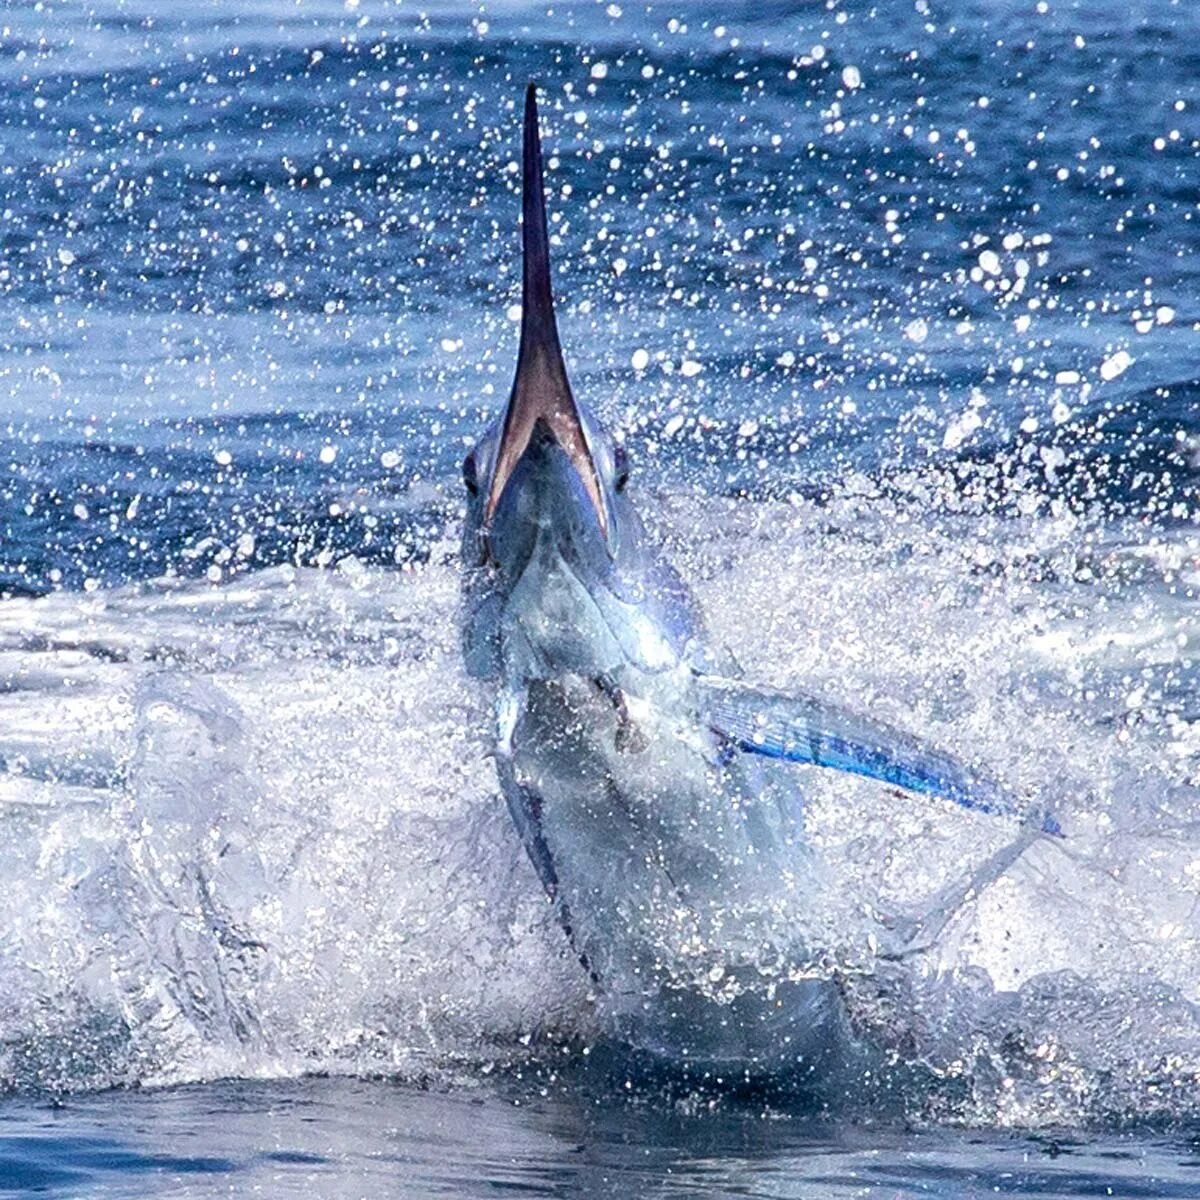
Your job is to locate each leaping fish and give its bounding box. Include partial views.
[458,84,1058,1075]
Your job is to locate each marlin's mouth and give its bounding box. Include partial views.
[483,84,611,550]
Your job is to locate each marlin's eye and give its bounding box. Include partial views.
[613,442,630,492]
[462,452,479,496]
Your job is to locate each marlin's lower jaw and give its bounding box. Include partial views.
[501,548,627,685]
[499,527,678,686]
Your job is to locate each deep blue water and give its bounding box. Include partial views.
[0,0,1198,1195]
[0,0,1195,594]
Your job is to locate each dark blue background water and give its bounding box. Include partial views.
[0,0,1195,594]
[0,1,1198,1196]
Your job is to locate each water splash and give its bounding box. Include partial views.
[0,484,1194,1123]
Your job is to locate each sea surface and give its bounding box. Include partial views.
[0,0,1198,1195]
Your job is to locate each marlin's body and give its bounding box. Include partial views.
[459,87,1056,1075]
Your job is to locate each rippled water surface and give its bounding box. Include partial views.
[5,1078,1200,1199]
[0,0,1197,1193]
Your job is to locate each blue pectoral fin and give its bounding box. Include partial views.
[697,675,1061,836]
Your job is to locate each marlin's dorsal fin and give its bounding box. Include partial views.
[484,84,609,540]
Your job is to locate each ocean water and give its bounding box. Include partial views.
[0,0,1198,1194]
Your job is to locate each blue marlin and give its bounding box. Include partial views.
[459,85,1057,1075]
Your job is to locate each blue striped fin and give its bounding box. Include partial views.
[699,676,1061,836]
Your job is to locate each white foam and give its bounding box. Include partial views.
[0,502,1196,1118]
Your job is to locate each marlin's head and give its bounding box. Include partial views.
[460,85,699,685]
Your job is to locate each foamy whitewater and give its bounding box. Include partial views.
[1,481,1196,1125]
